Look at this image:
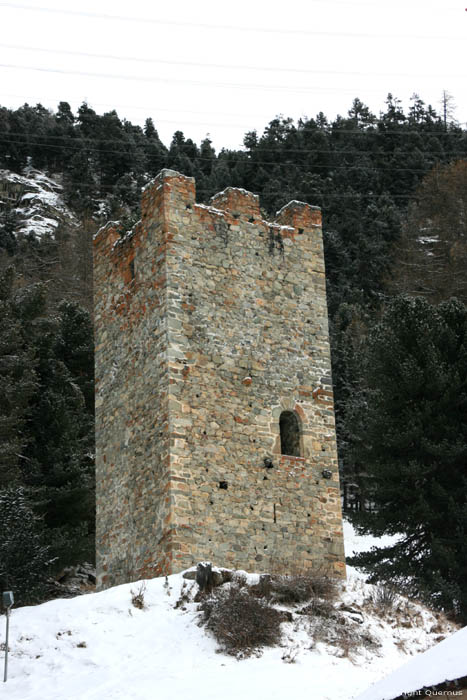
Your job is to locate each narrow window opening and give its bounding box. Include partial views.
[273,504,277,523]
[219,481,228,490]
[279,410,301,457]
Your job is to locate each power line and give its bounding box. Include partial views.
[7,174,419,201]
[1,42,465,81]
[1,92,274,123]
[0,62,389,95]
[5,92,465,141]
[0,2,464,40]
[3,130,466,159]
[3,136,465,174]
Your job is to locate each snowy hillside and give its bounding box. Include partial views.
[1,523,458,700]
[0,167,76,238]
[355,625,467,700]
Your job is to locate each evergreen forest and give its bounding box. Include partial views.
[0,95,466,621]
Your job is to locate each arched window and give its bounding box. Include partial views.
[280,411,301,457]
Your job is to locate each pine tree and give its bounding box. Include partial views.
[0,204,19,256]
[0,270,95,571]
[0,269,39,485]
[391,160,467,304]
[349,296,467,621]
[0,487,53,603]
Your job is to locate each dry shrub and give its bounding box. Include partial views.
[366,583,398,614]
[311,615,381,660]
[130,581,146,610]
[338,626,380,658]
[200,584,283,657]
[269,573,338,605]
[174,580,193,610]
[300,596,335,618]
[281,644,299,663]
[163,576,171,596]
[395,637,408,653]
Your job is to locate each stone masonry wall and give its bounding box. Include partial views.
[94,169,346,589]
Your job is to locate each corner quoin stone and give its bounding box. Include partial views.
[94,169,346,589]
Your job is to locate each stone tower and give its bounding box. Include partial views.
[94,169,345,589]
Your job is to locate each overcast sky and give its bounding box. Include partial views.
[1,0,466,150]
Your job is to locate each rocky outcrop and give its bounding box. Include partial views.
[0,167,76,239]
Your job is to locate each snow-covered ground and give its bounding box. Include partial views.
[1,522,459,700]
[355,625,467,700]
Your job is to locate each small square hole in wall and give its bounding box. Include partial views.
[219,481,228,490]
[298,228,304,235]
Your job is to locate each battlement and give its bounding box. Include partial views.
[209,187,261,220]
[94,170,323,274]
[94,168,344,589]
[276,200,322,229]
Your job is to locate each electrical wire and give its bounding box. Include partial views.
[6,92,464,137]
[0,62,402,95]
[2,128,465,157]
[1,42,464,81]
[6,175,421,200]
[3,135,465,175]
[0,2,463,39]
[1,92,276,123]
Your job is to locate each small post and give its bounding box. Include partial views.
[2,591,14,683]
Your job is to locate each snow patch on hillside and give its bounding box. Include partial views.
[0,168,75,238]
[1,522,458,700]
[355,625,467,700]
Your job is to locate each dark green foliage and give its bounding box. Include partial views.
[0,487,53,604]
[0,205,19,255]
[0,269,95,573]
[349,296,467,620]
[0,269,41,485]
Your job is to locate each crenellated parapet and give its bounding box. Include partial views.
[95,169,345,590]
